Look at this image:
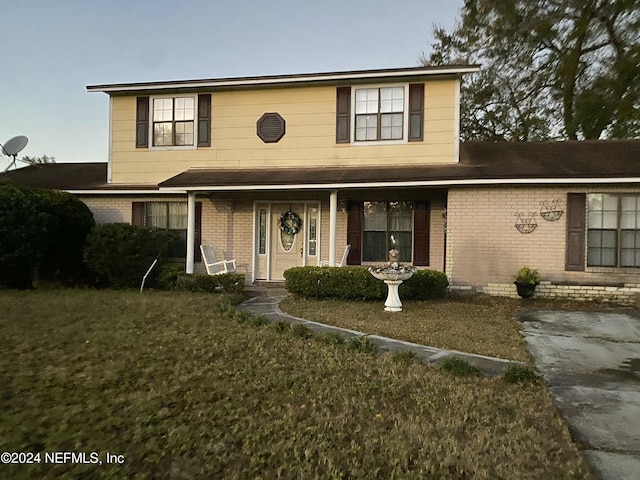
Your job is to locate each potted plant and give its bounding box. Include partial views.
[514,266,540,299]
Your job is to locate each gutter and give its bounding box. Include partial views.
[87,66,481,94]
[156,177,640,192]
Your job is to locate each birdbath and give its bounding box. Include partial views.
[368,249,416,312]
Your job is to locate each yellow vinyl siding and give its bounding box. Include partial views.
[109,79,459,184]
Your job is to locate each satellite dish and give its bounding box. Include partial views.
[1,135,29,172]
[2,135,28,157]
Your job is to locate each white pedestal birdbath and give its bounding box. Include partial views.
[369,250,416,312]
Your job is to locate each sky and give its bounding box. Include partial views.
[0,0,463,171]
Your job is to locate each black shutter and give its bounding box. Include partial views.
[132,202,145,226]
[346,201,362,264]
[409,84,424,142]
[413,201,430,265]
[198,94,211,147]
[136,97,149,148]
[565,193,586,271]
[336,87,351,143]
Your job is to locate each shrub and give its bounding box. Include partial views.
[284,266,385,300]
[83,223,175,288]
[440,357,482,377]
[0,183,94,288]
[0,183,39,288]
[284,266,448,301]
[156,263,186,290]
[173,272,245,295]
[400,269,449,300]
[36,189,95,284]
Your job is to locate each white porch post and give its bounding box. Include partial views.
[186,191,196,274]
[329,190,338,266]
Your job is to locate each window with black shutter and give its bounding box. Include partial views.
[136,94,212,148]
[346,201,430,265]
[131,201,202,261]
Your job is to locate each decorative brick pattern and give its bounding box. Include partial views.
[467,282,640,305]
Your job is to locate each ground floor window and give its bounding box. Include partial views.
[145,202,188,258]
[587,194,640,267]
[363,201,413,262]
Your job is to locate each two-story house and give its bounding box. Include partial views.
[4,65,640,302]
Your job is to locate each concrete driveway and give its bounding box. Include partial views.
[520,310,640,480]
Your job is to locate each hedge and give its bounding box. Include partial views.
[284,266,448,301]
[83,223,176,288]
[156,263,245,295]
[0,182,95,288]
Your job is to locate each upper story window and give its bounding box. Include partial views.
[152,97,195,147]
[136,94,211,149]
[355,87,405,141]
[336,84,423,144]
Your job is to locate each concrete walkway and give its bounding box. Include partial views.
[520,310,640,480]
[238,290,519,377]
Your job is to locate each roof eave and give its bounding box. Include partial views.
[156,177,640,192]
[86,65,481,94]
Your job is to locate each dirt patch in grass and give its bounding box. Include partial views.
[0,290,595,479]
[280,295,531,362]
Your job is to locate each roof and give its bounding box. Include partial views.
[86,65,480,95]
[0,163,156,192]
[2,140,639,192]
[159,140,640,190]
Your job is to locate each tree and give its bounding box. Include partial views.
[20,155,55,166]
[424,0,640,141]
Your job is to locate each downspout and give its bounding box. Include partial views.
[329,190,338,266]
[186,191,196,274]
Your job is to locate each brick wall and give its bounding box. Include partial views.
[80,196,134,224]
[460,281,640,305]
[447,185,640,304]
[200,199,254,277]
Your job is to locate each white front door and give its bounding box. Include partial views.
[271,203,305,279]
[254,202,320,281]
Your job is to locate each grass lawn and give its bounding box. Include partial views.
[279,294,639,363]
[280,295,530,362]
[0,290,595,479]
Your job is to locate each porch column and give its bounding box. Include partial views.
[186,191,196,274]
[329,190,338,266]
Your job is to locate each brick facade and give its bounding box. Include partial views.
[80,185,640,303]
[447,185,640,304]
[79,192,447,283]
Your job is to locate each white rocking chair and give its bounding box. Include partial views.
[319,245,351,267]
[200,244,237,275]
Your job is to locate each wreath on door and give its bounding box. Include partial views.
[279,210,302,235]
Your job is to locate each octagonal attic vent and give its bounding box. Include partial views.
[257,113,286,143]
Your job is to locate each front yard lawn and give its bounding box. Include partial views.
[0,290,594,479]
[280,295,529,362]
